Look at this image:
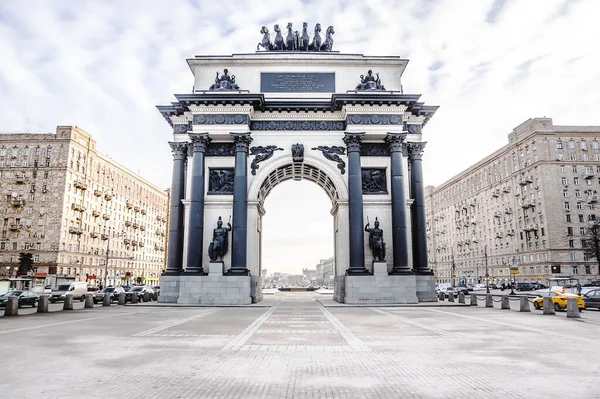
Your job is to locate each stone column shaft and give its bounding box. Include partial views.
[343,132,369,275]
[408,142,431,274]
[386,133,411,274]
[228,132,253,276]
[184,134,211,274]
[165,141,188,274]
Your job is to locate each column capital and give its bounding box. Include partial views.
[343,132,365,153]
[231,132,253,153]
[188,133,212,153]
[168,141,188,160]
[385,133,407,152]
[407,141,427,160]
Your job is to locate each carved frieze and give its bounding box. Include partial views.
[312,146,346,175]
[206,143,235,157]
[249,146,283,176]
[346,114,402,125]
[208,169,234,194]
[361,143,390,157]
[193,114,250,125]
[405,124,423,134]
[250,120,345,131]
[362,168,387,194]
[173,123,191,134]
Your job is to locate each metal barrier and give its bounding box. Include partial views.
[37,295,49,313]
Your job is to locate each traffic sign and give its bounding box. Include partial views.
[510,269,519,275]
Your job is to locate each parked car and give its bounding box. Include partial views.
[0,290,40,308]
[49,281,88,303]
[438,286,457,298]
[472,284,487,291]
[583,289,600,310]
[533,291,585,311]
[152,286,160,296]
[516,283,536,292]
[93,286,126,304]
[124,286,154,302]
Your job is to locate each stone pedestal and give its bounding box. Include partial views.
[372,262,388,276]
[84,296,94,308]
[177,275,252,305]
[344,274,418,304]
[37,295,49,313]
[251,276,264,304]
[209,261,225,276]
[333,276,346,303]
[415,273,437,302]
[4,297,18,316]
[158,274,181,303]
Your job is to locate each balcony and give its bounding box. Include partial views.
[125,220,132,227]
[132,223,139,229]
[523,224,539,231]
[156,215,161,221]
[506,230,515,236]
[11,198,25,207]
[156,229,161,235]
[101,234,109,241]
[131,241,138,247]
[154,243,160,250]
[504,207,513,214]
[471,238,479,243]
[124,239,131,245]
[102,213,111,220]
[492,189,500,198]
[104,193,113,201]
[71,203,86,212]
[502,186,511,193]
[134,206,140,213]
[14,175,26,184]
[470,219,477,225]
[73,180,87,190]
[138,242,144,248]
[588,195,598,204]
[161,217,166,223]
[494,212,502,218]
[495,232,503,239]
[585,171,595,180]
[160,231,165,237]
[93,190,102,197]
[92,210,100,218]
[69,227,83,235]
[141,208,147,215]
[126,201,133,209]
[159,246,165,252]
[140,225,145,231]
[90,232,99,238]
[9,224,21,231]
[518,176,534,185]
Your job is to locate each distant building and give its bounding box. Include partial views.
[0,126,169,288]
[316,257,334,286]
[425,118,600,285]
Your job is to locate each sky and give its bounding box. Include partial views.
[1,0,599,275]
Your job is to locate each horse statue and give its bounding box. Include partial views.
[321,26,334,51]
[257,26,271,51]
[273,24,285,50]
[300,22,310,51]
[310,23,322,51]
[285,22,296,50]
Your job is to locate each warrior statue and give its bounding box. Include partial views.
[365,217,386,261]
[208,216,232,261]
[209,69,240,91]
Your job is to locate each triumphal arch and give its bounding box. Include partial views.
[157,23,438,305]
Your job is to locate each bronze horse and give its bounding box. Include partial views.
[273,24,284,50]
[322,26,334,51]
[310,23,322,51]
[257,26,271,51]
[285,22,296,50]
[300,22,310,51]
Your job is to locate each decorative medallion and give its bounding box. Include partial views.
[250,120,345,131]
[193,114,250,125]
[346,114,403,125]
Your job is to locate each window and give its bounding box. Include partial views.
[563,190,569,198]
[586,265,591,274]
[570,153,576,160]
[573,265,578,274]
[577,202,584,210]
[564,202,570,210]
[571,253,577,261]
[574,177,580,185]
[35,147,41,156]
[561,177,568,186]
[557,153,564,160]
[567,227,573,236]
[566,214,571,222]
[560,165,566,172]
[579,214,584,223]
[580,227,586,235]
[569,141,575,149]
[557,141,563,149]
[581,141,587,150]
[569,239,574,248]
[593,141,599,149]
[576,190,581,198]
[573,165,578,173]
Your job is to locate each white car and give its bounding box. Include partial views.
[472,284,487,291]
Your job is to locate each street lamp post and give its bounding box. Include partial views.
[484,245,489,294]
[451,250,456,286]
[589,220,600,277]
[103,232,124,289]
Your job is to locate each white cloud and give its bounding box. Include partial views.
[1,0,599,274]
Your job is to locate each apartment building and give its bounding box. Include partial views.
[425,118,600,285]
[0,126,168,288]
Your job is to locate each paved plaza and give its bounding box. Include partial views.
[1,292,599,398]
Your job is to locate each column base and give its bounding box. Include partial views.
[225,268,250,276]
[415,269,434,276]
[389,267,414,275]
[183,270,207,276]
[346,268,371,276]
[162,270,183,276]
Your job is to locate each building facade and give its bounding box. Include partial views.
[0,126,169,288]
[315,257,335,286]
[425,118,600,286]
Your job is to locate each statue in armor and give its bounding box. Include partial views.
[365,218,386,261]
[209,69,240,91]
[208,216,232,261]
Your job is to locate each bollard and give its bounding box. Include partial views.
[438,292,445,301]
[458,292,465,304]
[448,293,455,302]
[485,294,493,308]
[501,295,510,310]
[37,295,49,313]
[153,292,158,301]
[63,295,74,310]
[142,292,149,302]
[542,297,555,315]
[84,295,94,308]
[470,294,478,306]
[4,296,19,316]
[131,294,138,304]
[102,295,111,306]
[519,297,530,312]
[566,297,581,318]
[118,293,126,305]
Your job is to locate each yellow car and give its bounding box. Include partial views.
[533,290,585,311]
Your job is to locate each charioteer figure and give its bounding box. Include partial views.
[209,69,240,91]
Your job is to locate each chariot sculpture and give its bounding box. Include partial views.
[257,22,334,51]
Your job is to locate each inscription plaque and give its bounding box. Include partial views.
[261,73,335,93]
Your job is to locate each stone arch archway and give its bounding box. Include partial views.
[246,155,350,285]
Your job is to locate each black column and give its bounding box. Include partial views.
[165,141,188,275]
[385,133,412,274]
[407,142,432,274]
[343,132,370,275]
[228,132,253,276]
[184,133,211,274]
